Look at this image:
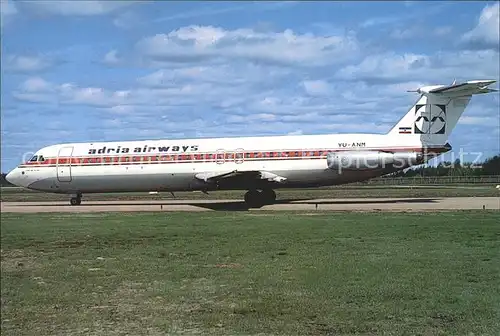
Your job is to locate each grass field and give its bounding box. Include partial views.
[1,211,500,335]
[1,184,499,203]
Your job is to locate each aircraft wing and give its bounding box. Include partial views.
[429,80,497,95]
[195,170,287,183]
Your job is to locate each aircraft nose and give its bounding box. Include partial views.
[5,169,22,187]
[6,170,15,184]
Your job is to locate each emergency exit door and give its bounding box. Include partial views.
[57,146,74,182]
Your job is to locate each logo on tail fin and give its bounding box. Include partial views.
[414,104,446,134]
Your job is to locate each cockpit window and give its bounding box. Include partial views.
[28,155,45,162]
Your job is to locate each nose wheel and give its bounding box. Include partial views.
[70,194,82,206]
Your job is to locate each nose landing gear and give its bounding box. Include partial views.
[244,189,276,208]
[70,193,82,206]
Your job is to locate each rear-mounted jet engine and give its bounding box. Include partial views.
[327,151,423,171]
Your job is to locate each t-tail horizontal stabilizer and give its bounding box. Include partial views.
[407,80,498,97]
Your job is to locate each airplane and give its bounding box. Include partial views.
[5,79,498,207]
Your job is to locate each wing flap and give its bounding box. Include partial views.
[195,170,287,183]
[195,170,244,182]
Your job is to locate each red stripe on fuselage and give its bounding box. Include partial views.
[18,146,449,168]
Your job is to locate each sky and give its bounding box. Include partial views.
[1,0,499,171]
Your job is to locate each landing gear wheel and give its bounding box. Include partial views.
[244,190,263,208]
[261,189,276,204]
[70,197,81,206]
[244,189,276,208]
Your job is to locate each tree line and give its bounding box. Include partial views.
[386,155,500,178]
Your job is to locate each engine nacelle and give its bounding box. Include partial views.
[326,151,422,171]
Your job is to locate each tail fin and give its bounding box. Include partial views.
[387,80,497,146]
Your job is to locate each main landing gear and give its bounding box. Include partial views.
[244,189,276,208]
[70,193,82,206]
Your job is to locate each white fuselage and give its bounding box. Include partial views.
[5,133,446,195]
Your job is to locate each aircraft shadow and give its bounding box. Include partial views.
[188,198,439,211]
[22,197,439,211]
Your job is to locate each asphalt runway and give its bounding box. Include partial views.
[1,197,499,213]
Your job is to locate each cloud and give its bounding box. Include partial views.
[18,0,136,16]
[150,2,296,24]
[102,50,122,65]
[360,16,401,29]
[287,130,304,136]
[11,72,415,140]
[104,105,135,115]
[462,3,500,49]
[360,2,450,29]
[14,71,270,111]
[0,0,17,27]
[135,25,360,67]
[384,24,451,40]
[459,116,499,126]
[331,81,428,104]
[434,26,452,37]
[336,52,431,82]
[388,24,452,40]
[13,78,132,107]
[137,64,290,88]
[20,77,52,92]
[2,54,57,73]
[113,10,141,29]
[226,113,277,124]
[302,80,332,96]
[12,63,496,140]
[335,50,499,84]
[389,27,422,40]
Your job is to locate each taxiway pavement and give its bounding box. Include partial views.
[1,197,498,213]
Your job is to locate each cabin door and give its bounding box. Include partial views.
[57,146,74,182]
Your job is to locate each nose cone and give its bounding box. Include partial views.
[5,170,15,185]
[5,169,23,187]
